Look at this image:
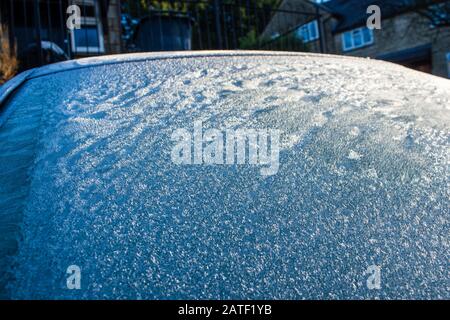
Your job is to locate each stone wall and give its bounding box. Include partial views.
[333,12,450,78]
[261,0,335,53]
[263,0,450,78]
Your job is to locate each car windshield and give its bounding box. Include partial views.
[0,53,449,299]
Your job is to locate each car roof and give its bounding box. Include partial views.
[2,50,447,130]
[1,51,449,299]
[0,51,380,109]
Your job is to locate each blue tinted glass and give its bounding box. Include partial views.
[74,26,99,47]
[362,27,373,43]
[343,32,352,49]
[353,29,363,47]
[296,25,307,40]
[309,21,317,39]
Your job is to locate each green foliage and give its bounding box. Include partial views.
[238,29,262,49]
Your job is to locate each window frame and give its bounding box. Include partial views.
[447,53,450,78]
[69,0,105,54]
[341,27,374,52]
[296,20,319,43]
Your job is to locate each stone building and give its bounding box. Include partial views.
[263,0,450,78]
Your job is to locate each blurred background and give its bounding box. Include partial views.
[0,0,449,84]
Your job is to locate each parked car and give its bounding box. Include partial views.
[18,41,69,72]
[0,52,449,299]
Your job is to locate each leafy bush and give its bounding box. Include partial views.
[0,25,18,85]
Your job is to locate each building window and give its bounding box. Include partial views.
[70,0,104,54]
[270,32,280,40]
[296,20,319,43]
[447,53,450,78]
[341,27,374,51]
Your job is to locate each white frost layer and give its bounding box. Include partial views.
[0,53,449,299]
